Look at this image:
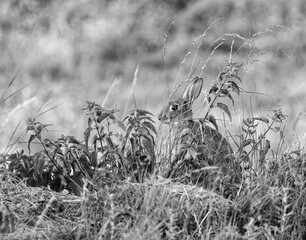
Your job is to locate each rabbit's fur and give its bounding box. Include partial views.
[158,77,233,167]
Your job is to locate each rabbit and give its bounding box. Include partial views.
[158,76,233,169]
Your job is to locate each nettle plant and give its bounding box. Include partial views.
[203,62,288,183]
[3,59,288,197]
[156,58,289,194]
[205,61,242,124]
[237,108,287,178]
[157,60,243,186]
[6,102,156,195]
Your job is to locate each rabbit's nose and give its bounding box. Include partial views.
[158,112,163,121]
[158,110,166,121]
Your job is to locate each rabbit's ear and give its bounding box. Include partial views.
[182,77,203,102]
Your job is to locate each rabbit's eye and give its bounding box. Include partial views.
[170,104,178,111]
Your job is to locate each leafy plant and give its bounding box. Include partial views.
[204,60,242,123]
[158,60,243,192]
[4,101,158,195]
[237,108,287,179]
[121,109,157,182]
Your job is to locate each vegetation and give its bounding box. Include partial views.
[1,0,306,239]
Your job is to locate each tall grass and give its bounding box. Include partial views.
[1,17,306,240]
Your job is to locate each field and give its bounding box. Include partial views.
[1,0,306,239]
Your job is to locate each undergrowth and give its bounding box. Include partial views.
[1,25,306,240]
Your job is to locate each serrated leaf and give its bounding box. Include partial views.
[8,153,17,160]
[217,102,232,121]
[209,85,219,94]
[126,124,135,136]
[142,121,157,135]
[87,117,93,128]
[240,139,255,148]
[28,135,36,154]
[20,158,31,173]
[8,159,19,172]
[228,81,240,95]
[93,105,118,114]
[220,89,229,95]
[141,137,155,155]
[132,109,154,117]
[84,127,91,148]
[90,151,97,168]
[97,112,115,123]
[140,132,155,145]
[120,135,129,154]
[138,125,150,135]
[208,115,218,131]
[253,116,269,124]
[137,115,155,123]
[67,136,80,144]
[141,138,155,171]
[227,92,234,106]
[26,125,35,132]
[122,115,130,122]
[130,137,136,153]
[35,156,45,179]
[79,154,93,177]
[92,134,98,150]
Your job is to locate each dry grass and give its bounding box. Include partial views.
[1,1,306,239]
[1,60,306,240]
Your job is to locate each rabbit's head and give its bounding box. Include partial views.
[158,77,203,123]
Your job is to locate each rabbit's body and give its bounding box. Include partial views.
[158,77,233,167]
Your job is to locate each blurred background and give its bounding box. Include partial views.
[1,0,306,152]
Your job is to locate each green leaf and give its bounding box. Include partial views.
[79,154,93,177]
[20,158,31,173]
[207,115,218,131]
[126,124,135,136]
[35,156,45,179]
[140,132,155,146]
[28,135,36,154]
[8,159,19,172]
[142,121,157,135]
[92,134,98,150]
[141,137,155,155]
[253,116,269,124]
[227,92,234,106]
[97,112,115,123]
[228,81,240,95]
[132,109,154,117]
[217,102,232,121]
[137,115,155,123]
[220,89,229,95]
[90,151,98,168]
[84,127,91,148]
[66,136,80,144]
[240,139,255,149]
[209,85,219,94]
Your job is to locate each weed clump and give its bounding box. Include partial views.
[1,26,306,240]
